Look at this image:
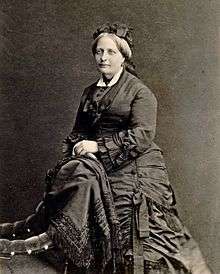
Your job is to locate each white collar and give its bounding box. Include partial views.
[97,67,123,87]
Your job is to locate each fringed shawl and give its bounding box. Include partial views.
[0,155,122,272]
[45,155,122,272]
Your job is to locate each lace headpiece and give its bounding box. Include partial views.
[93,22,134,48]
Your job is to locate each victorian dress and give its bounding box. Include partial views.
[60,69,211,274]
[0,69,211,274]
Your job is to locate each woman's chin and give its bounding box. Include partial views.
[97,69,113,79]
[98,67,110,74]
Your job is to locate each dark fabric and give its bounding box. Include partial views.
[63,70,159,172]
[0,156,123,273]
[0,70,211,273]
[61,70,211,274]
[45,155,123,272]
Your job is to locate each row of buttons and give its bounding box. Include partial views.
[130,169,143,178]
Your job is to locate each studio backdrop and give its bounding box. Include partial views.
[0,0,219,272]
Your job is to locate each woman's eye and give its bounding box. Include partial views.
[95,49,102,54]
[108,49,116,55]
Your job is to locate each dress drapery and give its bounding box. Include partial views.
[0,156,123,273]
[0,70,212,273]
[61,70,211,273]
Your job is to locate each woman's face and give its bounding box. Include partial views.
[94,36,125,79]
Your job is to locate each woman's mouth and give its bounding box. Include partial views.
[99,64,110,68]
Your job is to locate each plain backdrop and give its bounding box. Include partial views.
[0,0,219,272]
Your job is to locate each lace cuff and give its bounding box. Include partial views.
[62,133,88,157]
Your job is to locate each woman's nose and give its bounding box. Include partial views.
[101,51,108,61]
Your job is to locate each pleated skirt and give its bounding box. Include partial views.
[108,167,212,274]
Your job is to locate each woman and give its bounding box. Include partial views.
[0,23,212,274]
[61,23,212,273]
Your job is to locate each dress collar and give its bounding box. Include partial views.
[96,67,124,87]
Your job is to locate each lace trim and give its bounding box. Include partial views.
[48,212,92,268]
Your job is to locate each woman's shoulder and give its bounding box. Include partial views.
[80,81,99,101]
[81,71,156,102]
[125,71,157,101]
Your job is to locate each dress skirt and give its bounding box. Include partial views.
[0,154,211,274]
[108,154,212,274]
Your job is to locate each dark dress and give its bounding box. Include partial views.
[62,70,211,274]
[0,70,212,274]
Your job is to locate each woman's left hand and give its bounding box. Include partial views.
[73,140,98,156]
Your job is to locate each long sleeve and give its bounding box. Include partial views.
[62,88,91,157]
[97,87,157,172]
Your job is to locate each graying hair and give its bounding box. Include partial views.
[92,33,132,60]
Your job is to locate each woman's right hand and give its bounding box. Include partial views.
[73,140,98,156]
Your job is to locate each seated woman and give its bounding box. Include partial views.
[0,23,212,274]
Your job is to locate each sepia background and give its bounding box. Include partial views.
[0,0,219,273]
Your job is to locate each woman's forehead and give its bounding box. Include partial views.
[96,36,118,49]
